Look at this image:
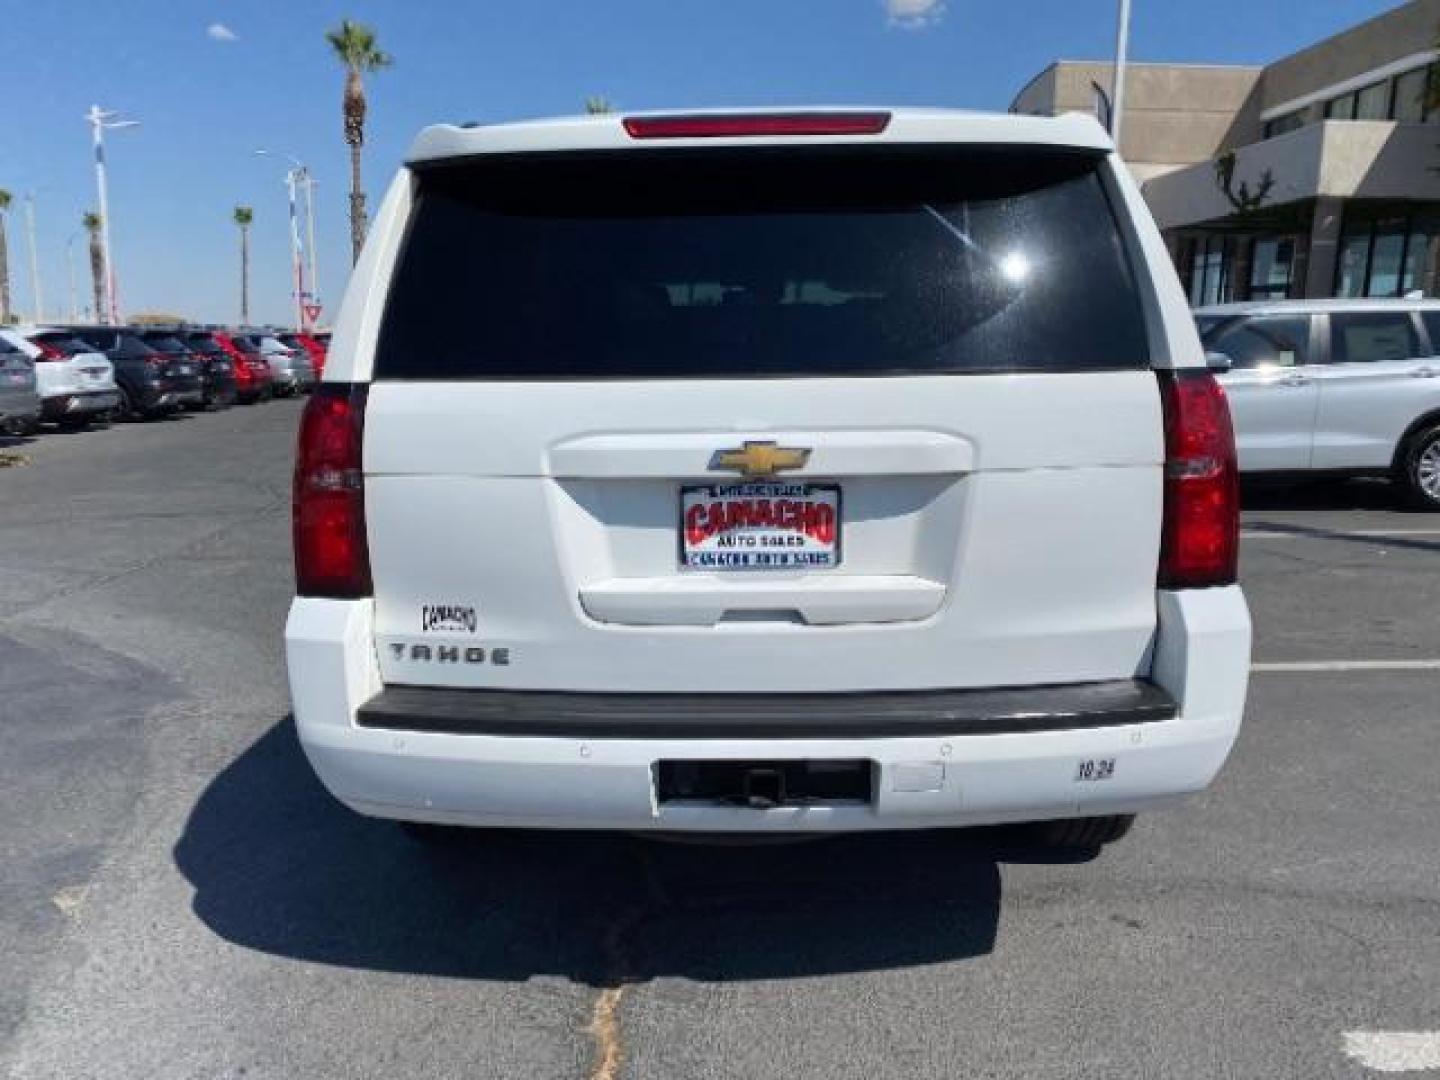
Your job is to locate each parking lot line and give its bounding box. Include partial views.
[1342,1032,1440,1073]
[1253,660,1440,673]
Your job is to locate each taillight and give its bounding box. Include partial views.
[1158,371,1239,589]
[622,112,891,139]
[33,341,65,362]
[293,384,371,598]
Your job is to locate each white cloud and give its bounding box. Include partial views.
[884,0,945,29]
[206,22,238,43]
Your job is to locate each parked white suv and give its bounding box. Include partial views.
[1197,299,1440,508]
[4,327,119,428]
[286,108,1252,847]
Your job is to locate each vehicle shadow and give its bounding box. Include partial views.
[1242,519,1440,555]
[173,718,1073,985]
[1240,477,1413,513]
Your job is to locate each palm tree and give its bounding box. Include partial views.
[0,189,12,323]
[325,19,391,265]
[584,96,615,115]
[233,206,254,324]
[82,212,104,322]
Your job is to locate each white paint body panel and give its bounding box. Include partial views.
[286,587,1250,831]
[362,373,1165,692]
[287,107,1250,832]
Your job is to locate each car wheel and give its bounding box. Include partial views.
[112,387,135,422]
[1398,424,1440,511]
[1032,814,1136,850]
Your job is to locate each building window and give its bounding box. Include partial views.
[1263,110,1306,139]
[1326,92,1356,120]
[1336,217,1433,298]
[1188,236,1235,307]
[1322,64,1437,124]
[1249,238,1295,299]
[1354,80,1392,120]
[1393,66,1429,122]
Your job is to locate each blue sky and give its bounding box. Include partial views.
[0,0,1404,326]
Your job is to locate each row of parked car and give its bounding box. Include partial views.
[0,325,329,432]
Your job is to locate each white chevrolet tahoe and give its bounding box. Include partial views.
[285,108,1252,848]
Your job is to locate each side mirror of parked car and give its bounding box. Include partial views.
[1205,351,1233,373]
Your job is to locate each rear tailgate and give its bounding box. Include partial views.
[362,143,1162,693]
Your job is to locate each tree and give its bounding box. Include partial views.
[82,212,104,322]
[325,18,392,266]
[584,96,615,115]
[0,189,11,323]
[233,206,254,325]
[1213,151,1275,216]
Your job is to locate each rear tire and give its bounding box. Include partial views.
[1033,814,1136,850]
[1396,424,1440,511]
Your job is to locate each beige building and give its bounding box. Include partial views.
[1011,0,1440,304]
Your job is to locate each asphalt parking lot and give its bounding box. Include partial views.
[1,402,1438,1080]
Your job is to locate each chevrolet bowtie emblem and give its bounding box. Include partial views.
[709,441,812,478]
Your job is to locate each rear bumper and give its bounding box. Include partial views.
[41,390,118,418]
[286,587,1251,832]
[0,388,42,423]
[130,381,178,412]
[357,680,1177,739]
[169,378,205,406]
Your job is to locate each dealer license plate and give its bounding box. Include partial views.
[680,482,840,570]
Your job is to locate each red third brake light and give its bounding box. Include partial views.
[623,112,891,139]
[1158,371,1240,589]
[294,384,371,598]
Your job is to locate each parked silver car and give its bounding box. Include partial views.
[0,332,42,433]
[236,333,315,396]
[1197,299,1440,508]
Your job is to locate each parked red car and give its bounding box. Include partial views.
[278,332,328,379]
[193,330,273,403]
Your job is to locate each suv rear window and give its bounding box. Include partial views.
[375,147,1149,380]
[186,334,223,353]
[34,333,95,356]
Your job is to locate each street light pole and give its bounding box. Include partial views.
[84,105,139,325]
[24,193,43,322]
[1110,0,1133,149]
[255,148,318,330]
[301,171,319,323]
[285,167,305,332]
